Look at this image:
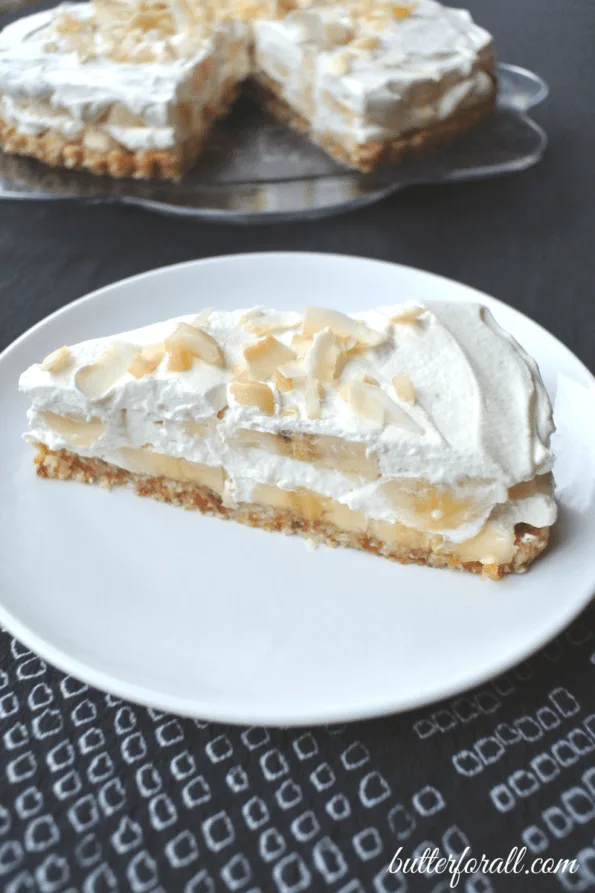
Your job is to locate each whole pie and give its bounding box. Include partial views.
[0,0,497,179]
[19,301,557,579]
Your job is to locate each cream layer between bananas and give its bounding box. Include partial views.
[19,302,557,547]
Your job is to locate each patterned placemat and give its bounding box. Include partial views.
[1,597,595,893]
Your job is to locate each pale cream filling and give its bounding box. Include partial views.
[0,43,246,152]
[38,411,534,566]
[108,445,522,565]
[1,90,219,153]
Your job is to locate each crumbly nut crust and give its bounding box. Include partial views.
[34,444,550,581]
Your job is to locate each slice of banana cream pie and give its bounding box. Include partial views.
[19,302,556,579]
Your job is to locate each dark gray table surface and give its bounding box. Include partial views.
[1,3,595,893]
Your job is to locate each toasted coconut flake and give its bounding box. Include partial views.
[291,332,314,357]
[391,2,416,18]
[166,342,193,373]
[392,374,416,404]
[337,334,358,351]
[303,306,386,347]
[230,362,250,380]
[75,343,136,399]
[243,335,296,381]
[323,18,353,44]
[170,0,198,30]
[339,381,381,423]
[128,343,165,379]
[277,360,306,379]
[327,50,351,76]
[193,307,213,327]
[274,369,294,393]
[351,35,379,50]
[305,379,324,420]
[352,372,379,386]
[55,0,215,65]
[165,322,224,368]
[339,381,422,432]
[305,328,346,382]
[346,340,374,357]
[241,309,302,336]
[389,304,426,324]
[239,308,262,324]
[281,405,299,418]
[230,380,276,415]
[41,346,72,374]
[276,360,307,390]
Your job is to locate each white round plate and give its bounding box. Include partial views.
[1,254,594,726]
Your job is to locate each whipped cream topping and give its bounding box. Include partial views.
[20,302,557,544]
[0,0,493,154]
[0,4,250,151]
[253,0,494,144]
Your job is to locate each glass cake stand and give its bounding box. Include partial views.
[0,63,548,223]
